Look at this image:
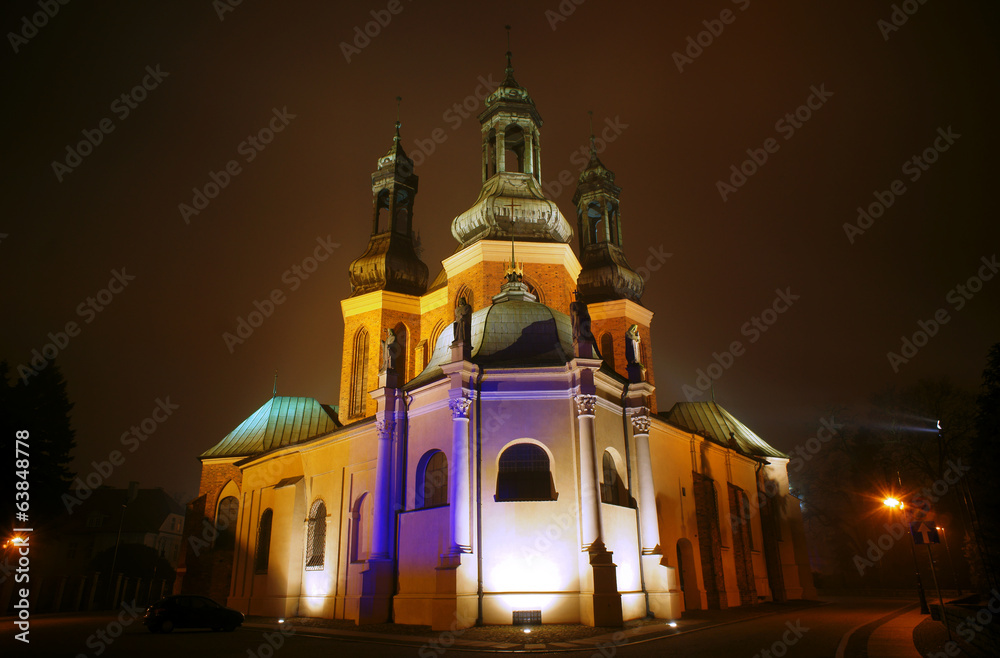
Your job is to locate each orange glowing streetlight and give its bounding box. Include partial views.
[883,497,902,509]
[882,492,929,614]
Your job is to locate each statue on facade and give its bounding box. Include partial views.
[381,327,398,373]
[453,296,472,345]
[570,299,595,357]
[625,324,642,365]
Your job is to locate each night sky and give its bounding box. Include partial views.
[3,0,998,506]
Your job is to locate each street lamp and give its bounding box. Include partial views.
[936,525,962,595]
[883,496,930,614]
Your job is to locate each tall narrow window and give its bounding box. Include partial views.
[255,509,273,574]
[588,202,603,244]
[418,451,448,508]
[504,124,525,172]
[496,443,556,502]
[374,189,390,233]
[350,328,369,418]
[215,496,239,550]
[600,333,615,373]
[601,451,628,506]
[305,500,327,568]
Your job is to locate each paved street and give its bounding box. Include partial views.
[0,596,925,657]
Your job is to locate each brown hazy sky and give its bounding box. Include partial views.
[3,0,998,506]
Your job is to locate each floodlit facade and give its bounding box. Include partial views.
[176,48,816,630]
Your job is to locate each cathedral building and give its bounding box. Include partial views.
[176,46,816,630]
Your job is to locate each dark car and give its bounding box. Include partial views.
[143,595,244,633]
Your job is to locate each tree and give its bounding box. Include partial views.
[0,360,77,533]
[970,343,1000,590]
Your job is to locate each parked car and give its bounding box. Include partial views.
[143,595,244,633]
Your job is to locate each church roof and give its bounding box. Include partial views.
[200,396,340,459]
[665,401,787,459]
[405,288,573,389]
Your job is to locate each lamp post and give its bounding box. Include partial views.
[936,525,962,595]
[884,497,929,614]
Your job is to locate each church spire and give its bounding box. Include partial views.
[347,99,429,297]
[450,26,573,248]
[573,113,644,304]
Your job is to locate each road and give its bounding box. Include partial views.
[0,596,919,658]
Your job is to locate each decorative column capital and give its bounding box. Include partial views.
[630,407,651,434]
[375,417,395,439]
[449,395,473,419]
[574,394,598,417]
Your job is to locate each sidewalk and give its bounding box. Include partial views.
[244,600,829,652]
[867,607,924,658]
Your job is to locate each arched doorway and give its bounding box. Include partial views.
[676,538,701,611]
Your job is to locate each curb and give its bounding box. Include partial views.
[243,601,833,653]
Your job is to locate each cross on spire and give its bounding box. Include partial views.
[504,24,513,73]
[394,95,402,142]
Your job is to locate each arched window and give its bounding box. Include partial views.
[496,443,556,502]
[215,496,239,550]
[374,189,390,233]
[607,201,620,245]
[455,286,474,313]
[485,127,497,179]
[600,333,615,373]
[350,494,370,563]
[588,202,603,244]
[504,124,525,172]
[255,509,273,574]
[305,500,326,569]
[417,451,448,508]
[601,451,628,506]
[349,328,369,418]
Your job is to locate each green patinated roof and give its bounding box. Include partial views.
[665,401,787,459]
[405,293,573,390]
[200,396,340,459]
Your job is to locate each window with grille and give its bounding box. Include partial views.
[349,328,369,418]
[305,500,326,569]
[496,443,556,502]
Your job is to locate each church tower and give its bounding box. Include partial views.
[444,32,579,323]
[340,117,429,420]
[572,126,656,407]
